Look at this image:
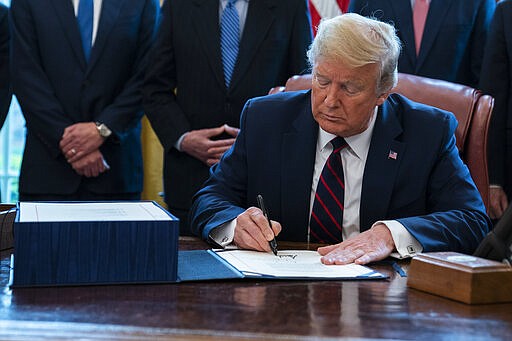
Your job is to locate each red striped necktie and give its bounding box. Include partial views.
[310,137,348,244]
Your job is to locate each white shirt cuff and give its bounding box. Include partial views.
[209,218,237,248]
[373,220,423,259]
[174,132,188,151]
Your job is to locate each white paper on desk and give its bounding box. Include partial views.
[18,202,173,222]
[214,250,383,279]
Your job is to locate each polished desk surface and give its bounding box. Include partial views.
[1,237,511,340]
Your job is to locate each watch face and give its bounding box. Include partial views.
[97,124,111,137]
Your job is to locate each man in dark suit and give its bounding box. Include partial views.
[10,0,159,201]
[480,0,512,220]
[0,3,10,131]
[1,3,11,202]
[190,13,491,264]
[143,0,312,234]
[349,0,495,88]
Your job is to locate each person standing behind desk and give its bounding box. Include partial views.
[143,0,312,235]
[190,13,491,265]
[480,0,512,221]
[0,3,10,132]
[10,0,160,201]
[348,0,495,88]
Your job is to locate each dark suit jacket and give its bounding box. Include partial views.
[143,0,312,214]
[349,0,495,88]
[0,4,10,129]
[10,0,159,195]
[479,0,512,199]
[190,91,491,253]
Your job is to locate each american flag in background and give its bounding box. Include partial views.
[309,0,351,36]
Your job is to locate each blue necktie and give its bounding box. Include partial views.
[310,137,348,244]
[220,0,239,88]
[77,0,93,62]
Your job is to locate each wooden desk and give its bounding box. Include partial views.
[1,237,511,340]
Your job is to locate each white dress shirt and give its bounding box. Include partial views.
[212,107,423,258]
[72,0,103,45]
[312,108,422,258]
[310,109,376,242]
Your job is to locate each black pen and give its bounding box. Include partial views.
[256,194,278,256]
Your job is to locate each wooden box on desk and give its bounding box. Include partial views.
[11,201,179,287]
[407,252,512,304]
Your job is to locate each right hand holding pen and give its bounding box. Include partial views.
[181,124,239,166]
[234,207,282,252]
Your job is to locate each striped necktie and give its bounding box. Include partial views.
[77,0,93,62]
[310,137,348,244]
[220,0,239,88]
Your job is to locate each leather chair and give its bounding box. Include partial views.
[0,204,15,251]
[268,73,494,211]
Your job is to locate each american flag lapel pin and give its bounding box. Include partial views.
[388,150,398,160]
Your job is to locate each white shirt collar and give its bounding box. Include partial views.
[317,106,378,160]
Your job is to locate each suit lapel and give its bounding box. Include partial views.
[359,101,405,231]
[50,0,87,70]
[416,0,452,70]
[281,93,318,240]
[86,0,125,75]
[191,0,225,90]
[389,0,416,70]
[229,0,276,91]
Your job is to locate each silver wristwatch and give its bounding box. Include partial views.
[95,122,112,138]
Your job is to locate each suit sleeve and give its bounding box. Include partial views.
[10,0,73,157]
[397,114,491,254]
[189,100,255,240]
[94,0,160,142]
[143,0,191,152]
[286,0,313,76]
[479,2,508,187]
[0,6,11,129]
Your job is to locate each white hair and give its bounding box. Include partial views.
[307,13,401,93]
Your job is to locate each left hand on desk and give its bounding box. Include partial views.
[317,223,395,265]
